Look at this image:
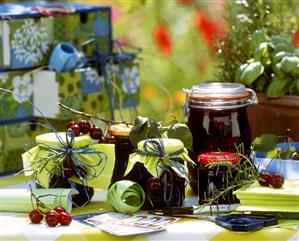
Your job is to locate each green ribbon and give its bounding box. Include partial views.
[107,180,145,214]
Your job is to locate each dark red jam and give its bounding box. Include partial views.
[104,124,134,185]
[185,82,258,197]
[197,152,240,204]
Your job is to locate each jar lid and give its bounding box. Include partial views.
[186,82,258,110]
[198,152,240,165]
[137,138,185,153]
[35,132,91,149]
[108,123,133,137]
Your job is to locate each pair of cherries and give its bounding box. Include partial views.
[258,171,285,188]
[29,206,72,227]
[67,120,103,140]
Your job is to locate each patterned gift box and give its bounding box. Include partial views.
[0,2,112,70]
[0,118,68,174]
[0,121,32,174]
[0,71,33,124]
[32,68,107,119]
[105,60,140,117]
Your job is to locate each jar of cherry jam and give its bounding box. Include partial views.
[185,82,258,194]
[106,123,134,185]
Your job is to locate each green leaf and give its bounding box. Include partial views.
[296,79,299,92]
[240,61,264,85]
[129,116,149,147]
[272,51,290,64]
[250,30,269,54]
[235,63,248,83]
[148,118,161,139]
[255,75,268,92]
[266,77,290,98]
[252,134,278,152]
[167,123,193,150]
[254,42,269,61]
[289,80,298,95]
[269,36,294,53]
[279,56,299,74]
[266,148,283,159]
[272,62,285,78]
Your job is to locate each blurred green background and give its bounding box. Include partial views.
[104,0,225,122]
[1,0,224,122]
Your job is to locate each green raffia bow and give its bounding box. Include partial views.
[126,138,194,182]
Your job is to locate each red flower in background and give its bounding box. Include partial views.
[153,25,172,56]
[176,0,192,4]
[292,31,299,48]
[194,11,225,51]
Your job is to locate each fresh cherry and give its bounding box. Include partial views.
[270,173,285,188]
[146,177,162,194]
[29,209,43,224]
[89,126,102,140]
[66,121,76,129]
[258,171,272,187]
[68,124,81,137]
[53,206,66,214]
[78,120,91,134]
[58,212,72,226]
[45,210,59,227]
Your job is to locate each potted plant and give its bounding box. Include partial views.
[217,0,299,140]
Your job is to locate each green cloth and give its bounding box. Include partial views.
[125,138,194,179]
[0,188,78,213]
[22,132,115,190]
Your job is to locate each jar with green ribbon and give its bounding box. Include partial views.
[22,130,115,207]
[123,138,194,209]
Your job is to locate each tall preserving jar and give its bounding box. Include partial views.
[184,82,258,194]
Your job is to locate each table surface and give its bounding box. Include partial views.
[1,174,299,241]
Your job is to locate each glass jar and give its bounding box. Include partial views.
[123,138,191,209]
[32,133,95,207]
[185,82,258,194]
[106,123,134,185]
[197,152,240,204]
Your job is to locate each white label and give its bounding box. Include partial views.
[33,71,59,118]
[2,21,11,66]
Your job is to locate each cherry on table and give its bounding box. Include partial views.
[53,206,66,214]
[45,210,59,227]
[258,171,271,187]
[78,120,91,134]
[270,172,285,188]
[29,209,43,224]
[58,212,72,226]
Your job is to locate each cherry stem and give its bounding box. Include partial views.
[58,102,132,126]
[29,185,58,213]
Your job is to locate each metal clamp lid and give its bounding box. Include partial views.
[185,82,258,110]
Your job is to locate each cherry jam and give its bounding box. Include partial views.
[105,124,134,185]
[197,152,240,204]
[185,82,258,198]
